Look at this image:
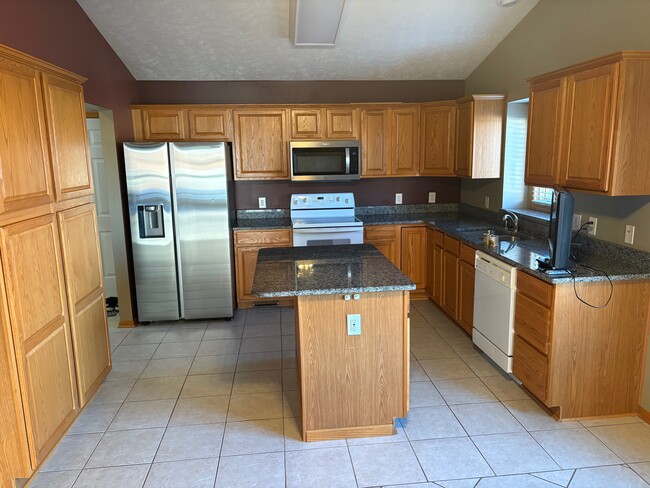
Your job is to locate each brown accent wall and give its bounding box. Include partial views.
[0,0,137,142]
[136,80,464,105]
[235,177,461,210]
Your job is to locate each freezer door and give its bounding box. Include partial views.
[124,142,180,321]
[170,143,234,319]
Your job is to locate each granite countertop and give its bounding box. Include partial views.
[252,244,416,298]
[233,217,292,230]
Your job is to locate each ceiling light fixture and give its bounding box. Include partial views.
[496,0,520,7]
[289,0,348,47]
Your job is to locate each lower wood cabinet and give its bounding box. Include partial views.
[432,230,444,305]
[400,226,427,297]
[441,235,460,319]
[0,214,79,467]
[364,225,401,267]
[458,243,475,335]
[234,229,293,307]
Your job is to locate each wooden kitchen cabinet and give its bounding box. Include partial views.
[234,229,293,307]
[513,270,649,419]
[361,108,389,177]
[0,214,79,467]
[325,108,358,139]
[188,108,231,140]
[455,95,505,179]
[432,230,444,306]
[233,109,288,179]
[58,204,111,407]
[525,52,650,195]
[390,107,420,176]
[420,102,456,176]
[400,226,427,298]
[0,56,53,213]
[140,107,188,141]
[42,73,94,202]
[364,225,401,268]
[441,235,460,319]
[290,109,321,139]
[457,243,475,335]
[290,107,358,140]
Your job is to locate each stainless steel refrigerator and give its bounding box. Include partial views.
[123,142,235,322]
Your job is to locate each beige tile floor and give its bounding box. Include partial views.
[30,301,650,488]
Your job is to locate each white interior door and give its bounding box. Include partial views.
[87,117,117,298]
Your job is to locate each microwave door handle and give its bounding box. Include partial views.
[345,147,351,174]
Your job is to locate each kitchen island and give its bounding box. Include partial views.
[253,244,415,441]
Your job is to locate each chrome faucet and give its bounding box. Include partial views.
[502,211,519,233]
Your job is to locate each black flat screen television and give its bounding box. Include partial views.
[538,189,575,272]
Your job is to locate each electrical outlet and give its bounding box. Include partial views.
[395,193,403,205]
[428,192,437,203]
[484,196,490,209]
[572,214,582,231]
[347,314,361,336]
[587,216,598,235]
[258,197,267,209]
[625,224,635,245]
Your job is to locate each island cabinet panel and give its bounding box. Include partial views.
[0,214,78,467]
[42,74,94,202]
[233,109,288,179]
[360,109,389,177]
[188,108,231,140]
[513,270,649,419]
[234,229,292,307]
[400,225,427,297]
[296,291,409,441]
[419,103,456,176]
[0,57,53,213]
[364,225,401,268]
[58,204,110,407]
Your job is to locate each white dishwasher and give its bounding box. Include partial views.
[473,250,517,373]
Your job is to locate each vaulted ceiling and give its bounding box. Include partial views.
[77,0,539,81]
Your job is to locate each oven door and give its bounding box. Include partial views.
[293,227,363,246]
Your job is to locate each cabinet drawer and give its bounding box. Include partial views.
[517,271,554,307]
[513,335,548,403]
[460,243,475,264]
[234,229,292,246]
[433,229,444,247]
[443,235,460,255]
[515,292,551,354]
[364,225,399,240]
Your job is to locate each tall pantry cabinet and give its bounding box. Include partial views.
[0,44,110,485]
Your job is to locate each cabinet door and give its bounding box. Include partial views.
[420,104,456,176]
[525,78,566,187]
[365,225,401,268]
[432,244,443,305]
[142,108,188,141]
[0,57,53,213]
[58,204,110,407]
[42,74,93,201]
[1,214,78,466]
[236,247,261,302]
[233,110,288,179]
[361,109,389,177]
[442,251,459,319]
[290,109,322,139]
[455,100,473,177]
[458,260,474,335]
[188,109,231,140]
[425,228,434,297]
[400,226,427,293]
[390,107,420,176]
[325,108,358,139]
[562,63,619,192]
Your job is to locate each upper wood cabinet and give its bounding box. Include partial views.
[455,95,505,179]
[188,108,231,140]
[42,74,94,201]
[290,107,358,140]
[141,107,188,141]
[233,109,288,179]
[361,108,389,177]
[0,56,53,213]
[325,108,358,139]
[420,103,456,176]
[0,214,78,467]
[58,204,110,407]
[526,52,650,195]
[290,109,321,139]
[390,107,420,176]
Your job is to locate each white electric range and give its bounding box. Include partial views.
[290,193,364,247]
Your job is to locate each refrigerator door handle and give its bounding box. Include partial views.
[169,148,185,319]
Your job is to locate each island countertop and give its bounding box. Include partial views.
[252,244,416,298]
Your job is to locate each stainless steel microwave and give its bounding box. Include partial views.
[289,141,360,181]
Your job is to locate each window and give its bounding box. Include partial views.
[529,186,553,210]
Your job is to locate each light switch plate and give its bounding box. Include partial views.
[428,192,436,203]
[258,197,267,209]
[347,314,361,335]
[395,193,403,205]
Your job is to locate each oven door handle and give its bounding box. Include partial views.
[293,227,361,234]
[345,147,351,174]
